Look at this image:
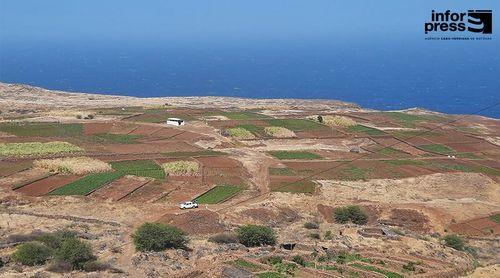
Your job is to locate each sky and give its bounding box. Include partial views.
[1,0,498,44]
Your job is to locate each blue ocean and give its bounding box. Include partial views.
[0,39,498,118]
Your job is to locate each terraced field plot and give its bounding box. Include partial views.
[217,111,270,120]
[111,160,166,180]
[0,141,83,157]
[265,119,323,131]
[195,184,244,204]
[0,122,82,137]
[347,124,384,136]
[49,171,124,195]
[382,111,446,128]
[269,151,322,160]
[88,133,143,144]
[270,177,316,194]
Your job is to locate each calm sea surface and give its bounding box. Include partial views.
[1,40,498,117]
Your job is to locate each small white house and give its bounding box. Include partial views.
[166,118,185,126]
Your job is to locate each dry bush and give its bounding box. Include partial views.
[162,160,199,176]
[227,127,255,139]
[264,126,296,138]
[310,115,356,127]
[208,233,239,244]
[34,157,112,175]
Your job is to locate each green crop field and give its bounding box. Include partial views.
[350,263,403,278]
[219,111,270,120]
[419,144,455,154]
[339,166,373,181]
[272,180,316,194]
[265,119,323,131]
[0,142,83,157]
[378,147,402,156]
[347,125,384,136]
[382,112,445,128]
[392,129,440,139]
[258,273,285,278]
[0,123,82,137]
[111,160,165,179]
[269,167,297,176]
[89,133,143,144]
[195,184,243,204]
[269,151,322,160]
[49,171,124,195]
[384,159,425,166]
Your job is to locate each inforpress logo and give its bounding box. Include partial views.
[468,10,492,34]
[424,9,492,35]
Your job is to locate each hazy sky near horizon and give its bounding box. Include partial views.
[1,0,498,43]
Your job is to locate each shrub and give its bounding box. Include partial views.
[402,261,416,272]
[162,160,199,176]
[334,205,368,225]
[237,225,276,247]
[11,242,53,266]
[208,233,239,244]
[309,233,320,240]
[54,238,95,270]
[303,222,319,229]
[324,230,333,240]
[292,255,306,267]
[47,260,73,273]
[443,234,465,251]
[317,115,323,123]
[37,230,77,250]
[132,223,188,251]
[82,261,109,272]
[261,256,283,265]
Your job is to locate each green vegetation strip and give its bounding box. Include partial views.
[219,111,270,120]
[265,119,323,131]
[347,125,384,136]
[269,151,322,160]
[350,263,403,278]
[339,166,373,181]
[231,259,264,272]
[0,123,82,137]
[382,112,445,127]
[49,172,124,195]
[269,167,296,176]
[111,160,165,180]
[258,272,285,278]
[0,142,83,157]
[162,150,225,157]
[236,124,265,136]
[272,180,316,194]
[89,133,143,144]
[489,213,500,224]
[195,184,243,204]
[419,144,455,154]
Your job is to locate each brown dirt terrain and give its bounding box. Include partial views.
[15,174,81,196]
[158,210,226,235]
[92,175,152,201]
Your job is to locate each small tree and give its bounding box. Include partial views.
[334,205,368,225]
[237,225,276,247]
[38,230,77,250]
[55,238,95,270]
[443,234,465,251]
[132,222,188,251]
[11,242,53,266]
[317,115,323,123]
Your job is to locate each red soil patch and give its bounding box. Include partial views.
[449,217,499,236]
[157,210,225,235]
[380,208,430,232]
[120,180,169,203]
[91,175,151,201]
[0,161,32,177]
[83,122,113,135]
[0,168,49,189]
[88,141,199,154]
[128,125,163,136]
[16,174,81,196]
[241,207,301,227]
[295,129,344,139]
[196,156,241,168]
[109,123,138,134]
[148,128,184,138]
